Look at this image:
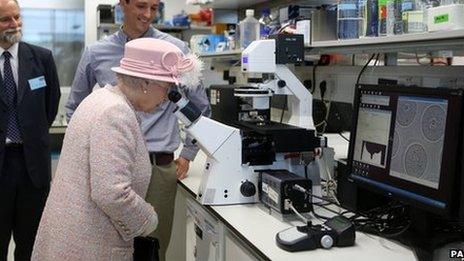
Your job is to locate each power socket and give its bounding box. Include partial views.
[422,77,441,88]
[398,76,422,87]
[327,75,337,99]
[439,77,459,88]
[457,78,464,89]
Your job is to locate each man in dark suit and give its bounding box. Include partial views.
[0,0,60,260]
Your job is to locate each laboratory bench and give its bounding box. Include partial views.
[170,134,417,261]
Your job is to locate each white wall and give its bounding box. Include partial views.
[18,0,84,9]
[164,0,199,22]
[85,0,117,46]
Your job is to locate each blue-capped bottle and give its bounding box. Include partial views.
[259,8,272,39]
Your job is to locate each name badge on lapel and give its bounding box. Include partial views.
[28,76,46,90]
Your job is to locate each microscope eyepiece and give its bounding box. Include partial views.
[168,90,182,103]
[168,90,202,126]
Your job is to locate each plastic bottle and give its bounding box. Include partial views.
[386,0,396,35]
[114,3,124,24]
[386,0,405,35]
[239,9,260,49]
[402,0,427,33]
[338,0,366,39]
[366,0,379,36]
[422,0,439,32]
[225,26,237,50]
[393,0,405,34]
[259,8,272,39]
[379,0,388,35]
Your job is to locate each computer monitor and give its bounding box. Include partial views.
[348,84,464,220]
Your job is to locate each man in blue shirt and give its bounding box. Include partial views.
[65,0,210,260]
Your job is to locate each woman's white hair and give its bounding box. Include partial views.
[116,73,171,90]
[117,73,146,89]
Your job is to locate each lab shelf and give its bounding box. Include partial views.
[192,0,268,9]
[189,25,213,31]
[98,23,190,32]
[197,30,464,59]
[308,29,464,54]
[198,49,242,59]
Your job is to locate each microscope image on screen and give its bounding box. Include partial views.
[353,107,392,168]
[361,141,387,166]
[389,96,448,189]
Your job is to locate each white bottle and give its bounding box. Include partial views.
[239,9,260,49]
[114,3,124,24]
[386,0,395,35]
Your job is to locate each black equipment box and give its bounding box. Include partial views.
[239,121,318,153]
[271,34,304,64]
[259,170,312,215]
[208,85,320,156]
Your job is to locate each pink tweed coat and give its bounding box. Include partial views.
[32,85,156,260]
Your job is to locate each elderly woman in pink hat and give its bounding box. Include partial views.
[31,38,202,260]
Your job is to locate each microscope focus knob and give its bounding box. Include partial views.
[277,80,286,88]
[240,181,256,197]
[320,235,334,249]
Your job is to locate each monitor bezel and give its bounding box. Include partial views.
[348,84,464,217]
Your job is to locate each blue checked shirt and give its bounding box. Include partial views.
[65,27,211,160]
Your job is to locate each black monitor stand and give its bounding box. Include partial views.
[396,209,464,261]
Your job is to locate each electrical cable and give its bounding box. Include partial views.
[350,201,411,238]
[319,101,331,134]
[280,97,287,123]
[311,209,331,221]
[314,201,331,207]
[277,21,294,34]
[293,184,345,210]
[339,132,350,142]
[432,61,449,66]
[289,202,309,223]
[356,53,376,86]
[373,53,380,66]
[290,190,332,222]
[292,185,411,240]
[311,63,318,94]
[317,155,339,206]
[313,96,332,134]
[314,201,343,216]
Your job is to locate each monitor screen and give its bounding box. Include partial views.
[353,107,391,169]
[349,84,464,217]
[389,96,447,190]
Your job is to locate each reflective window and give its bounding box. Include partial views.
[21,8,85,86]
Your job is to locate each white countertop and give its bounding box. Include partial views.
[178,134,416,261]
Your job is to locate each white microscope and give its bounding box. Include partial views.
[170,36,330,206]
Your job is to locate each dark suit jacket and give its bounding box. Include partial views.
[0,42,60,188]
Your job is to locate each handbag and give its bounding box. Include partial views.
[133,236,160,261]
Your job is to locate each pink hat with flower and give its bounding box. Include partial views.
[112,38,203,88]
